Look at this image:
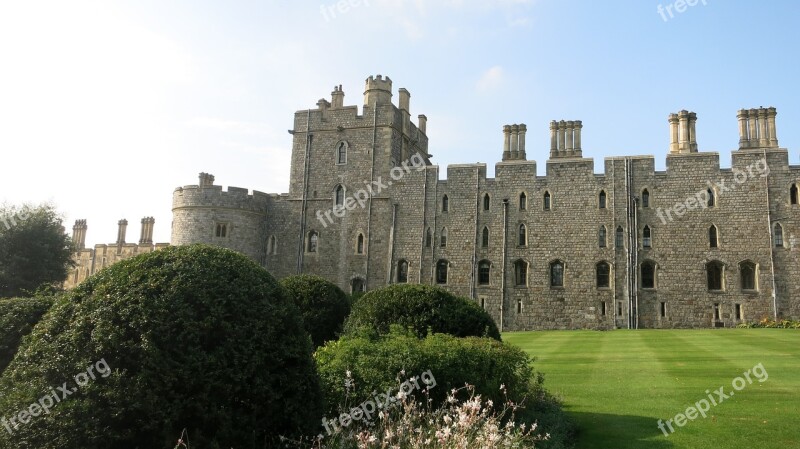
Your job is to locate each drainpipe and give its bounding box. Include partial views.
[386,203,398,284]
[419,168,428,283]
[471,167,480,299]
[500,198,509,332]
[297,109,311,274]
[364,103,377,289]
[763,149,778,320]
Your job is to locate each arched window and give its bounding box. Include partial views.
[518,224,527,246]
[709,225,718,248]
[641,189,650,208]
[425,228,432,248]
[215,223,228,238]
[599,190,607,209]
[442,195,449,212]
[351,278,365,293]
[267,235,277,255]
[774,223,784,247]
[599,226,607,248]
[334,185,345,207]
[436,260,449,284]
[336,141,347,164]
[550,260,564,287]
[397,259,409,283]
[514,260,528,286]
[740,261,757,291]
[519,192,527,210]
[440,228,447,248]
[307,231,318,253]
[483,194,490,211]
[543,191,551,211]
[482,227,489,248]
[791,183,799,205]
[642,225,652,248]
[641,261,656,289]
[707,188,715,207]
[356,233,364,254]
[615,226,624,249]
[596,262,610,288]
[478,260,491,285]
[707,261,724,291]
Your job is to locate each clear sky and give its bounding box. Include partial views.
[1,0,798,245]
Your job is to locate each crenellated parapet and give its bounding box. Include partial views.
[172,172,269,214]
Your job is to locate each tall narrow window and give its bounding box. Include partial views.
[660,302,667,318]
[616,226,624,249]
[478,260,491,285]
[514,260,528,286]
[440,228,447,248]
[215,223,228,238]
[713,303,721,321]
[706,261,724,291]
[442,195,449,212]
[550,260,564,287]
[707,188,715,207]
[601,301,607,316]
[518,224,527,246]
[599,226,607,248]
[617,302,623,317]
[519,192,527,210]
[425,228,432,248]
[740,261,757,291]
[267,235,277,255]
[641,261,656,289]
[599,190,607,209]
[735,303,743,320]
[642,225,652,248]
[436,260,448,284]
[792,184,799,205]
[774,223,784,247]
[517,300,522,314]
[483,194,490,211]
[709,225,719,248]
[397,260,409,283]
[642,189,650,208]
[543,191,551,211]
[356,233,364,254]
[307,231,318,253]
[482,227,489,248]
[596,262,610,288]
[336,141,347,164]
[335,185,345,207]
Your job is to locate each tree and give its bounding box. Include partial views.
[0,203,74,297]
[280,274,351,347]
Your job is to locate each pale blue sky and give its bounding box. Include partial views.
[1,0,798,244]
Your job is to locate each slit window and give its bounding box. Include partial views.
[518,224,527,246]
[356,233,364,254]
[519,192,527,210]
[599,226,607,248]
[307,231,318,253]
[483,194,490,211]
[442,195,449,212]
[543,191,551,211]
[599,190,607,209]
[774,223,784,247]
[642,189,650,208]
[643,225,652,248]
[709,225,718,248]
[335,185,345,206]
[440,228,447,248]
[482,227,489,248]
[791,184,799,205]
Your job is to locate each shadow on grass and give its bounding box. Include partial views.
[566,411,674,449]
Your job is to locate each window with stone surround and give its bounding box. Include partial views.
[543,191,551,211]
[660,302,667,318]
[351,278,365,293]
[519,192,527,210]
[599,190,607,209]
[267,235,277,255]
[642,225,652,248]
[483,194,490,211]
[641,189,650,208]
[397,259,409,283]
[307,230,318,253]
[425,228,432,247]
[596,262,610,288]
[356,233,364,254]
[709,225,719,248]
[599,226,607,248]
[514,259,528,286]
[641,260,656,289]
[706,261,724,291]
[482,227,489,248]
[735,303,744,320]
[518,224,527,246]
[740,261,757,291]
[774,223,784,247]
[440,228,447,248]
[442,195,449,212]
[478,260,490,285]
[707,188,716,207]
[616,226,624,249]
[334,185,345,207]
[436,260,448,284]
[336,141,348,165]
[550,260,564,287]
[791,183,799,205]
[215,223,228,238]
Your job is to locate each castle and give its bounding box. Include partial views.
[66,75,800,330]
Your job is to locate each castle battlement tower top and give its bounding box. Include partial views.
[364,74,392,106]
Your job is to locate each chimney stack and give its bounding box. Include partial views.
[331,84,344,108]
[737,107,778,149]
[199,172,215,187]
[418,114,427,134]
[117,219,128,246]
[668,110,698,154]
[501,124,527,161]
[139,217,155,245]
[550,119,584,159]
[72,219,87,250]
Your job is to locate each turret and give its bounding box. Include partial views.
[363,74,392,106]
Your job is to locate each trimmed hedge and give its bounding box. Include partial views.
[343,284,501,340]
[0,297,54,374]
[0,244,321,449]
[280,275,351,347]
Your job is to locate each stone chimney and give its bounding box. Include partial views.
[668,110,698,154]
[198,172,215,187]
[331,84,344,108]
[549,120,583,159]
[738,107,778,149]
[72,219,87,250]
[418,114,427,134]
[501,123,527,161]
[116,219,128,245]
[139,217,155,245]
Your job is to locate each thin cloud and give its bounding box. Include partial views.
[476,66,505,91]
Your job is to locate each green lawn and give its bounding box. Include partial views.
[504,329,800,449]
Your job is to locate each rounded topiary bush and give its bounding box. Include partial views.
[280,274,351,347]
[343,284,500,340]
[0,297,54,374]
[0,244,321,449]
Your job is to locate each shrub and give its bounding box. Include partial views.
[0,244,321,449]
[314,329,575,448]
[0,297,54,374]
[343,284,500,340]
[280,275,351,347]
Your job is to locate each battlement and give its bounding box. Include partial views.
[364,74,392,106]
[173,173,269,214]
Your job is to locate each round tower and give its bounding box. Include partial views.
[363,74,392,106]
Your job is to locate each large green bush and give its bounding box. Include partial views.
[0,297,53,374]
[0,244,321,449]
[343,284,501,340]
[280,275,351,347]
[315,328,575,448]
